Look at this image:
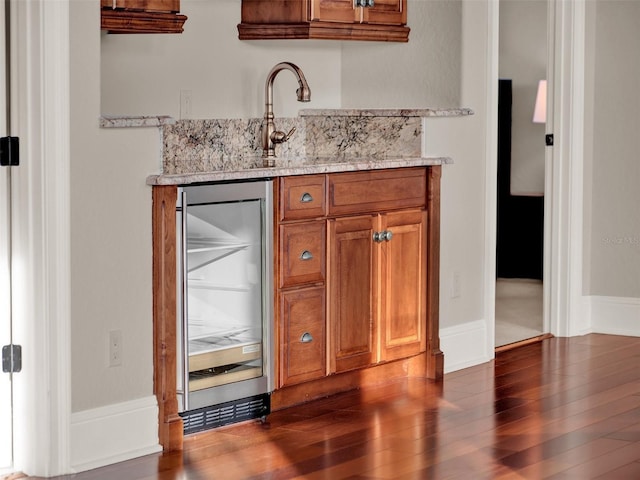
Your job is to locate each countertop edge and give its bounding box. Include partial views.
[100,115,176,128]
[147,157,452,186]
[298,108,474,117]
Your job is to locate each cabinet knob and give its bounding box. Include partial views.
[300,192,314,203]
[300,332,313,343]
[355,0,364,6]
[366,0,374,6]
[373,230,393,243]
[300,250,314,261]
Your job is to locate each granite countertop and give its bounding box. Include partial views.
[147,155,452,185]
[100,107,472,186]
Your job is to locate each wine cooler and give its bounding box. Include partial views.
[176,180,274,434]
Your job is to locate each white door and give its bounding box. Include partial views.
[0,0,14,473]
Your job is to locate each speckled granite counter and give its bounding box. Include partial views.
[101,108,472,185]
[147,155,452,185]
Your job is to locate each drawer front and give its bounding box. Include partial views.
[280,175,326,221]
[328,168,427,216]
[279,287,326,387]
[279,221,326,288]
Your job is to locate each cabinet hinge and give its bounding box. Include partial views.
[0,136,20,166]
[2,344,22,373]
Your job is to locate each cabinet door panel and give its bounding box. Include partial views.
[328,216,378,373]
[363,0,406,25]
[280,287,326,387]
[311,0,359,23]
[380,209,427,361]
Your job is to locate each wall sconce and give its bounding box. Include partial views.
[533,79,547,123]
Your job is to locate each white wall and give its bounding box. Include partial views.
[584,0,640,298]
[498,0,547,196]
[101,0,342,119]
[341,0,461,108]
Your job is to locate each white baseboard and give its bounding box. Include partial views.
[590,296,640,337]
[70,395,161,473]
[440,319,494,373]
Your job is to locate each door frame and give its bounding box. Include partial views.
[0,0,13,472]
[10,0,72,476]
[485,0,589,351]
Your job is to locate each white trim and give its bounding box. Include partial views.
[482,0,500,354]
[11,0,72,476]
[441,320,493,374]
[547,0,589,337]
[590,296,640,337]
[70,396,161,474]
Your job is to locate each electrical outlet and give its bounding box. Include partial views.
[180,89,192,119]
[109,330,122,367]
[451,271,461,298]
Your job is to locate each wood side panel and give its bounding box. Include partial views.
[328,215,378,373]
[379,209,427,362]
[426,166,444,379]
[152,185,183,451]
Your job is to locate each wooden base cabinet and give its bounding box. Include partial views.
[274,167,439,410]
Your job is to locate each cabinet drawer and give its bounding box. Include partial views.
[328,168,426,216]
[279,221,326,288]
[279,287,326,387]
[280,175,326,221]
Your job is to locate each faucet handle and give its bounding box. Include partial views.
[271,126,296,144]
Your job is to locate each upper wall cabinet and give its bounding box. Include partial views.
[238,0,410,42]
[101,0,187,34]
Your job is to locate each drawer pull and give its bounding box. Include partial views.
[300,332,313,343]
[300,250,314,260]
[300,192,314,203]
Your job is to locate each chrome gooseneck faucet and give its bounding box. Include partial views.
[262,62,311,167]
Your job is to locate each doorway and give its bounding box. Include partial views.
[495,0,548,348]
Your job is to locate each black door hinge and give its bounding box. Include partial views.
[2,344,22,373]
[0,136,19,166]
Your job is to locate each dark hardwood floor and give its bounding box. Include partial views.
[33,334,640,479]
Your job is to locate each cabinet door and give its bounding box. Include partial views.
[279,287,326,387]
[311,0,359,23]
[379,209,427,361]
[328,215,378,373]
[363,0,406,26]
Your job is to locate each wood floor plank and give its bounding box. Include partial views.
[26,334,640,480]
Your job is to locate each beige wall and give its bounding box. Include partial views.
[584,0,640,297]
